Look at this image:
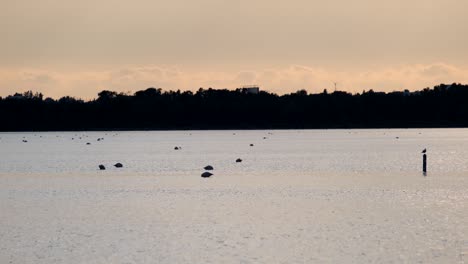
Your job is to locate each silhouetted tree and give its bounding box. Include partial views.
[1,84,468,131]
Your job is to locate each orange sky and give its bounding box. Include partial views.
[1,0,468,99]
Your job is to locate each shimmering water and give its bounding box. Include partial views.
[0,129,467,263]
[2,128,468,175]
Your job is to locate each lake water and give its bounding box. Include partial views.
[0,129,467,263]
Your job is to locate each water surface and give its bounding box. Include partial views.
[0,129,467,263]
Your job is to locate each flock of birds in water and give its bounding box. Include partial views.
[8,132,278,178]
[5,132,428,177]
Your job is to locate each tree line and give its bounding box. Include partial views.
[1,83,468,131]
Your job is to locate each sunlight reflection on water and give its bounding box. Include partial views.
[0,129,467,263]
[1,128,468,175]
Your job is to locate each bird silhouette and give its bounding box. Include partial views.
[422,148,426,153]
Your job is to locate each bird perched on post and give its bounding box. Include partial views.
[422,148,426,153]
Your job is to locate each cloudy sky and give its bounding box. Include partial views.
[1,0,468,98]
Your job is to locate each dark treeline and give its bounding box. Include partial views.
[1,83,468,131]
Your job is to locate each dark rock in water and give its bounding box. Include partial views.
[99,165,106,170]
[86,142,91,145]
[263,137,267,139]
[174,146,179,150]
[201,172,213,178]
[250,144,254,146]
[204,165,214,170]
[114,163,123,168]
[236,158,242,163]
[22,140,28,143]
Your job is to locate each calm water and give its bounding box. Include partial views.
[1,129,467,263]
[1,128,468,175]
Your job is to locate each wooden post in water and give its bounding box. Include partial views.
[423,153,427,175]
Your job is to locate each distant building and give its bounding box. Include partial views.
[242,85,260,94]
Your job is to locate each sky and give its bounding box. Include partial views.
[1,0,468,99]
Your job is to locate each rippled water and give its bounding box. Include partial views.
[1,129,467,263]
[2,128,468,175]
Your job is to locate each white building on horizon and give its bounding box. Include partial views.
[242,85,260,94]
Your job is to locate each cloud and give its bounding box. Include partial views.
[419,64,453,77]
[21,72,57,84]
[1,63,467,99]
[235,71,257,84]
